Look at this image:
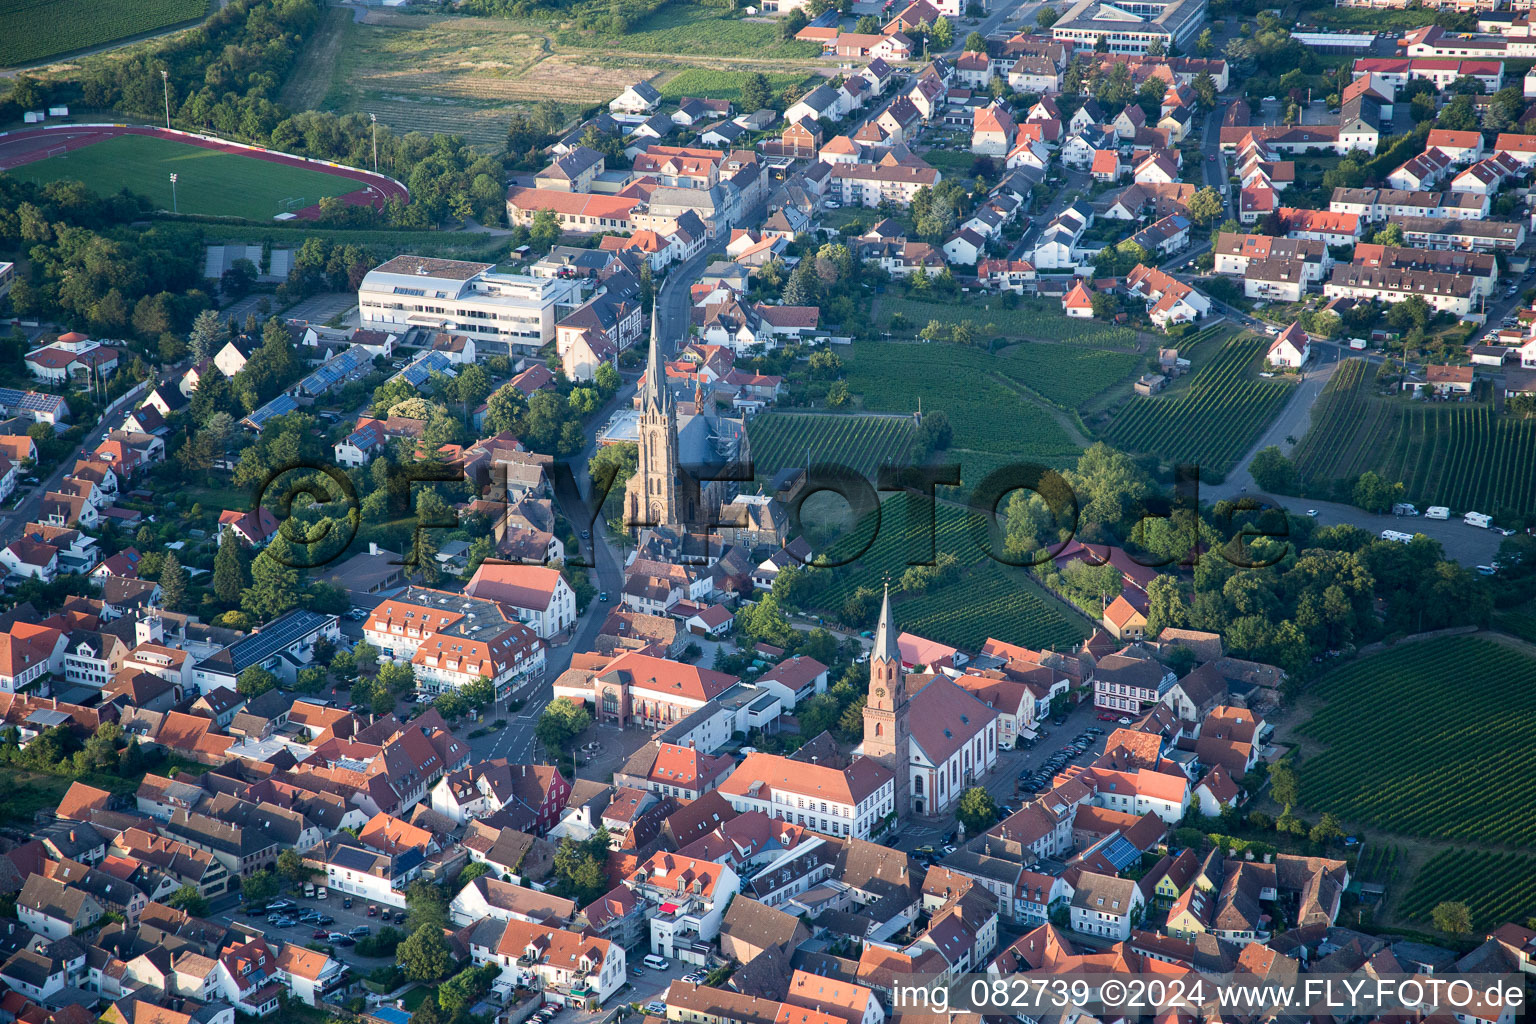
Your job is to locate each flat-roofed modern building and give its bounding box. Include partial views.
[357,255,578,353]
[1051,0,1207,54]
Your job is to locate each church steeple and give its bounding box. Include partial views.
[862,581,912,818]
[643,305,671,413]
[872,583,900,667]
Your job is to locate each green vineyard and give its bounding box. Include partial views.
[746,414,915,481]
[1101,329,1293,475]
[995,343,1143,410]
[799,501,1090,651]
[1290,358,1536,516]
[842,342,1084,485]
[1297,637,1536,845]
[1398,849,1536,929]
[877,297,1141,347]
[0,0,207,66]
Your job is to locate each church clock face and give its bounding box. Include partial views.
[875,687,885,698]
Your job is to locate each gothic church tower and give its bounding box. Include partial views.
[862,585,913,818]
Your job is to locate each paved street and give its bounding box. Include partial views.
[1,376,151,531]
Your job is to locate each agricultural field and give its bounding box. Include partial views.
[1289,359,1536,518]
[746,413,915,483]
[322,13,642,149]
[841,341,1083,485]
[1352,844,1404,888]
[1100,327,1293,476]
[878,296,1141,348]
[1398,849,1536,930]
[7,135,366,220]
[656,68,811,104]
[995,343,1143,410]
[555,5,821,58]
[0,0,207,67]
[801,501,1090,651]
[1297,637,1536,846]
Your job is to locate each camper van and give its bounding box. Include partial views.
[1425,506,1450,520]
[1392,503,1418,516]
[1381,530,1413,544]
[1465,511,1492,529]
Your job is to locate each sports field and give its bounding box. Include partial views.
[7,134,368,220]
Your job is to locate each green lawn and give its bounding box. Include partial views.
[657,68,812,104]
[9,134,368,220]
[0,0,208,66]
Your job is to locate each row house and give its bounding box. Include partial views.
[1323,265,1480,315]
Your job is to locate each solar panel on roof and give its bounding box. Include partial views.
[227,609,330,671]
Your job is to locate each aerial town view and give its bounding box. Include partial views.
[1,0,1535,1017]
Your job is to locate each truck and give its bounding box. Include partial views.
[1381,530,1414,544]
[1392,502,1418,516]
[1425,506,1451,520]
[1348,338,1368,350]
[1465,511,1492,529]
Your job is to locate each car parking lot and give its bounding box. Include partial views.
[618,956,698,1012]
[1013,725,1108,799]
[221,889,408,961]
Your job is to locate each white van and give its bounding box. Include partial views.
[1425,506,1450,520]
[643,954,671,970]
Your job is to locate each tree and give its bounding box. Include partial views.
[1352,470,1400,514]
[737,593,797,648]
[277,849,307,884]
[956,786,998,835]
[462,675,495,709]
[1071,442,1152,527]
[241,869,279,906]
[930,15,953,49]
[1089,291,1120,320]
[398,924,453,982]
[1268,761,1300,807]
[1371,223,1405,247]
[796,693,841,738]
[1036,4,1059,27]
[964,31,987,52]
[1432,901,1473,936]
[399,879,450,936]
[158,552,187,612]
[552,831,612,905]
[1187,186,1223,225]
[1308,812,1344,845]
[917,410,953,455]
[167,883,209,917]
[535,697,591,754]
[1145,37,1165,56]
[189,309,223,363]
[242,535,302,621]
[741,72,772,112]
[1195,28,1213,56]
[237,666,278,698]
[1249,446,1296,493]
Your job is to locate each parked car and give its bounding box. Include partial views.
[342,898,353,909]
[1117,716,1133,725]
[367,905,378,917]
[350,925,371,937]
[312,929,329,940]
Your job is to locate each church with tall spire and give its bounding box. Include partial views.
[862,584,913,818]
[624,306,712,533]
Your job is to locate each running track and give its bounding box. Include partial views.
[0,123,409,219]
